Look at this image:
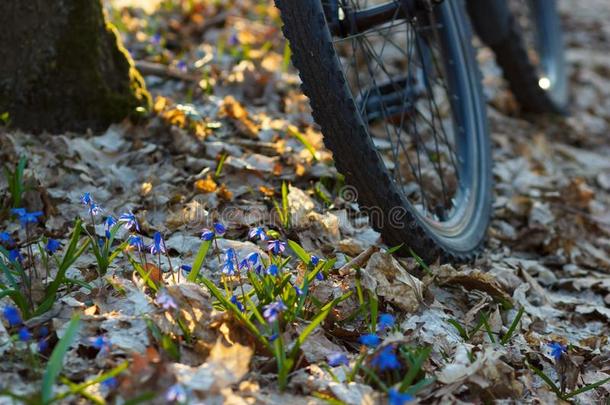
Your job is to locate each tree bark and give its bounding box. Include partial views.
[0,0,151,133]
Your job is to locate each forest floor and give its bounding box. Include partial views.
[1,0,610,404]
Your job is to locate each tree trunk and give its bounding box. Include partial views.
[0,0,151,133]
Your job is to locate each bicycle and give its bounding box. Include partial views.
[275,0,568,262]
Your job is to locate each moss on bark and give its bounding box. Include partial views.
[0,0,151,133]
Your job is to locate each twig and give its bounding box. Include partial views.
[134,60,199,82]
[338,246,379,276]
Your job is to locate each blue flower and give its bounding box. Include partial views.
[155,291,178,310]
[128,235,145,251]
[327,352,349,367]
[2,306,22,327]
[0,232,14,246]
[359,333,380,348]
[267,240,286,255]
[45,239,61,255]
[8,249,23,263]
[201,229,215,241]
[39,326,49,337]
[388,389,414,405]
[370,345,401,370]
[80,193,93,205]
[151,33,162,46]
[315,271,325,281]
[248,227,267,241]
[11,208,42,227]
[38,339,49,352]
[246,252,259,265]
[263,299,287,323]
[18,327,32,342]
[176,60,187,73]
[230,295,245,312]
[119,211,140,232]
[180,264,192,275]
[225,248,236,262]
[228,32,240,46]
[101,377,118,390]
[221,260,235,276]
[266,264,279,276]
[166,384,187,403]
[88,203,102,216]
[378,313,395,331]
[548,342,567,361]
[293,284,303,296]
[310,255,320,266]
[89,336,111,352]
[104,216,117,238]
[213,222,226,235]
[150,232,166,255]
[268,333,279,342]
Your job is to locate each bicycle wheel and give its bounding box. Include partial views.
[276,0,492,262]
[493,0,569,113]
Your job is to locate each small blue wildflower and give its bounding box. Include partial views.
[370,345,401,370]
[268,333,279,342]
[38,339,49,352]
[548,342,567,361]
[80,193,93,206]
[230,295,245,312]
[266,264,279,276]
[11,208,42,227]
[118,211,140,232]
[155,291,178,310]
[45,239,61,255]
[263,299,287,323]
[104,216,117,238]
[228,32,239,46]
[388,389,414,405]
[246,252,259,265]
[150,232,166,255]
[89,336,111,353]
[128,235,145,251]
[359,333,380,348]
[2,306,22,327]
[310,255,320,266]
[378,313,395,331]
[315,271,325,281]
[293,284,303,296]
[267,240,286,255]
[0,232,13,246]
[39,326,49,337]
[151,33,161,46]
[18,327,32,342]
[248,227,267,241]
[201,228,215,241]
[213,222,226,235]
[180,264,192,274]
[166,384,187,403]
[254,264,263,275]
[327,352,349,367]
[102,377,118,390]
[8,249,23,263]
[221,260,235,276]
[88,202,102,216]
[225,248,236,262]
[176,60,187,72]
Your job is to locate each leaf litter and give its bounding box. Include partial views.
[0,0,609,403]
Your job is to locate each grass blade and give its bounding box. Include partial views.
[187,239,212,282]
[42,314,81,404]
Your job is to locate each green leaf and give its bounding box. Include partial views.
[501,307,524,345]
[287,239,310,264]
[187,239,212,282]
[564,376,610,399]
[51,361,128,403]
[447,319,469,341]
[399,346,431,391]
[42,314,81,404]
[526,360,563,398]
